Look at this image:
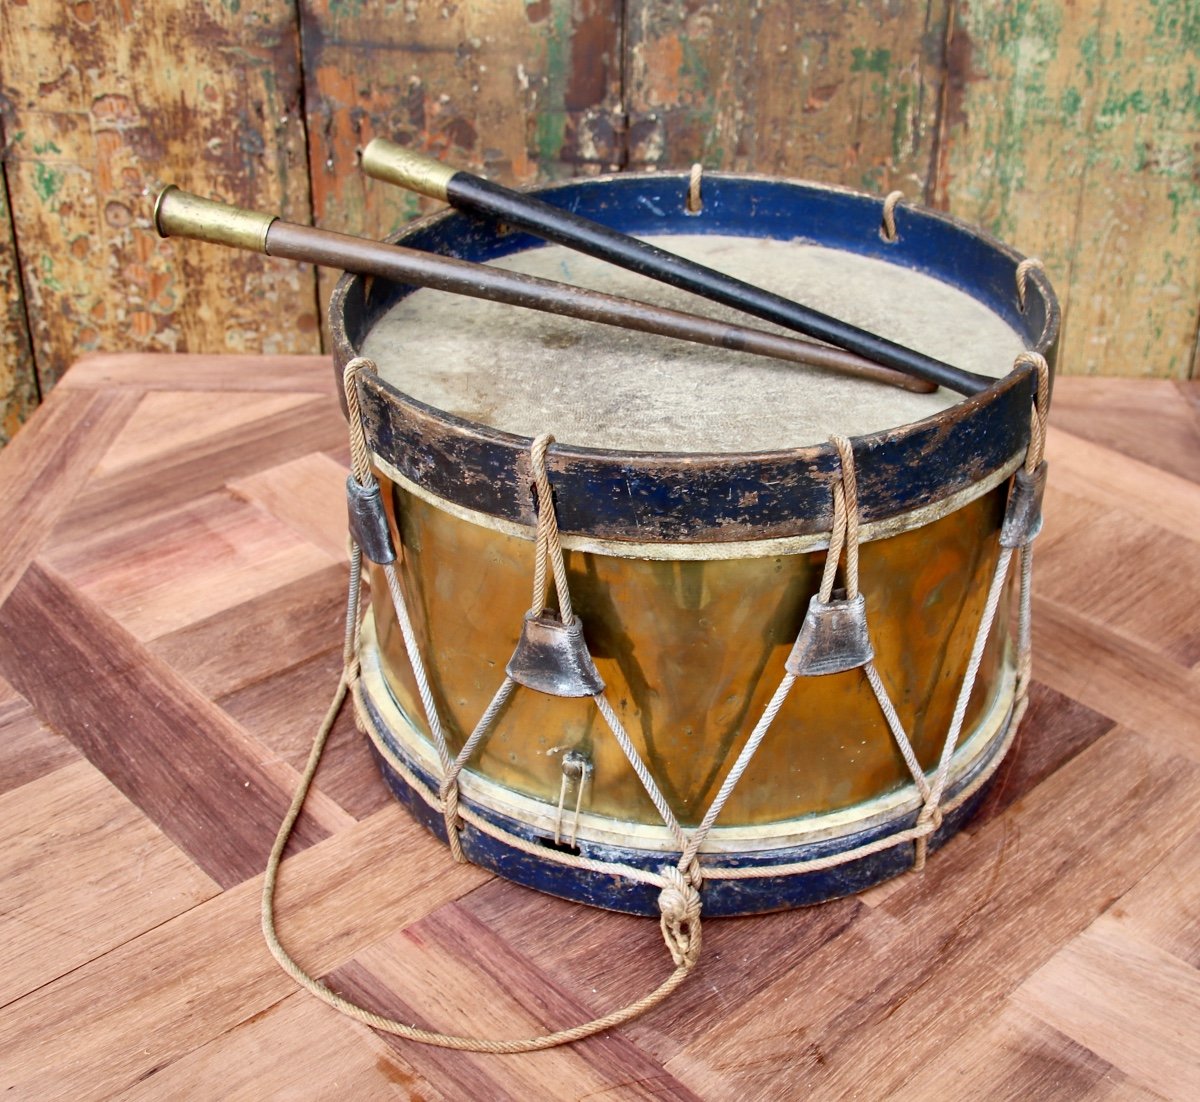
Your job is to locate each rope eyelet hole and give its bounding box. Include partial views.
[538,835,581,856]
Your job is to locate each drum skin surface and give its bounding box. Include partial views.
[330,171,1059,916]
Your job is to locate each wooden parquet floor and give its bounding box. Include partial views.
[1,354,1197,1100]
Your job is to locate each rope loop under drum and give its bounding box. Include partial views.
[260,343,1050,1052]
[262,394,703,1052]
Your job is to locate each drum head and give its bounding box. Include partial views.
[360,234,1027,453]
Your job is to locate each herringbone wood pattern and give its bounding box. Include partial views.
[1,354,1197,1099]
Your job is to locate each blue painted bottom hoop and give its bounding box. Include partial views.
[355,675,1009,918]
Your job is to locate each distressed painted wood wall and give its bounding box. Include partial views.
[1,0,1197,443]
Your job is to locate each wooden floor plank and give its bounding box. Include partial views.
[93,390,320,479]
[57,353,336,394]
[228,450,352,561]
[218,646,393,822]
[1015,916,1200,1100]
[1050,376,1200,485]
[659,730,1200,1099]
[329,902,705,1101]
[1043,428,1200,545]
[1036,481,1112,556]
[44,490,336,642]
[0,760,218,1008]
[0,386,141,606]
[1032,597,1200,758]
[1035,501,1200,666]
[115,993,447,1102]
[1177,380,1200,421]
[0,562,347,887]
[148,563,349,699]
[55,491,335,642]
[458,871,865,1068]
[1104,824,1200,970]
[0,691,81,796]
[967,679,1117,831]
[0,803,486,1101]
[51,395,347,540]
[895,1003,1162,1102]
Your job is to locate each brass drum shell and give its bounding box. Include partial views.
[369,475,1013,829]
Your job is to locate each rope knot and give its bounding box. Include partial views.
[917,801,944,834]
[658,865,703,970]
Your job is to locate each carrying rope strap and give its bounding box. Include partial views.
[262,373,699,1052]
[262,347,1048,1052]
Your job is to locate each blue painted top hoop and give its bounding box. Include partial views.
[330,171,1060,543]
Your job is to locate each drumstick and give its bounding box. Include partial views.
[153,186,934,394]
[360,140,992,397]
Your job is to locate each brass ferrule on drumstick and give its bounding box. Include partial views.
[153,186,934,394]
[362,140,994,397]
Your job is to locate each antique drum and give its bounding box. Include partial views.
[329,171,1058,918]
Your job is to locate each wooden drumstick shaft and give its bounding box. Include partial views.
[360,140,992,397]
[153,186,935,393]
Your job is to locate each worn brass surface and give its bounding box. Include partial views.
[153,186,274,253]
[369,477,1013,829]
[361,139,455,202]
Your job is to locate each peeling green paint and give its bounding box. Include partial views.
[34,163,63,202]
[32,140,61,155]
[1097,86,1152,129]
[953,0,1065,237]
[892,90,912,162]
[859,165,886,192]
[679,38,710,86]
[39,255,63,292]
[533,0,571,172]
[1150,0,1200,48]
[678,39,721,162]
[386,192,423,234]
[851,46,891,75]
[1167,187,1196,221]
[1178,66,1199,120]
[1079,28,1101,74]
